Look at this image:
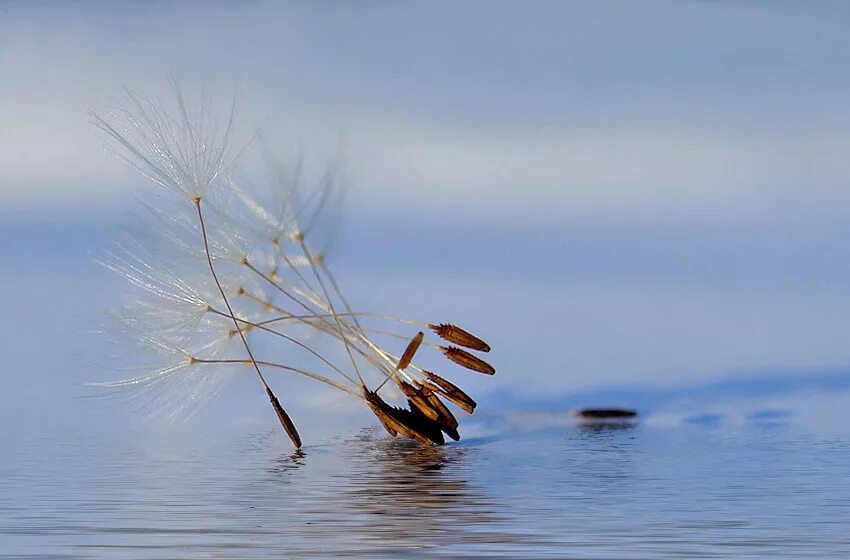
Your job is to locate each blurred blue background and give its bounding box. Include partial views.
[3,0,850,441]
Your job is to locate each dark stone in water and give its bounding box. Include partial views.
[578,408,638,419]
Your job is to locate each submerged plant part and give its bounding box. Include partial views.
[92,85,494,448]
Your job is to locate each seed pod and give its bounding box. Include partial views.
[400,408,446,446]
[395,331,424,371]
[396,379,441,423]
[418,383,458,430]
[440,346,496,375]
[266,387,302,448]
[364,390,400,437]
[372,411,399,437]
[439,423,460,442]
[421,405,459,441]
[364,390,445,445]
[387,404,445,446]
[400,381,461,441]
[418,384,460,441]
[429,323,491,353]
[421,371,477,414]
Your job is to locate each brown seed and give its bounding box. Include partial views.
[387,404,445,446]
[419,400,459,441]
[396,379,440,422]
[429,323,491,353]
[364,391,404,438]
[403,411,446,445]
[421,380,475,415]
[440,346,496,375]
[421,371,477,414]
[266,387,302,448]
[364,390,403,437]
[395,331,424,371]
[371,410,399,437]
[418,385,460,441]
[398,380,461,441]
[406,397,436,423]
[417,383,458,430]
[364,390,444,445]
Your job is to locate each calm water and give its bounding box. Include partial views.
[1,418,848,559]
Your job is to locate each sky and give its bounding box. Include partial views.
[3,1,850,438]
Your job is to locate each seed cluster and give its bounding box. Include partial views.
[94,86,495,448]
[365,326,494,444]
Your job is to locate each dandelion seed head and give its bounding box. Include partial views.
[94,83,491,444]
[92,328,251,422]
[91,83,238,200]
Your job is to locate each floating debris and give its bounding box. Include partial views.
[577,408,638,419]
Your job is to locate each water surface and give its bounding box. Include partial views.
[2,419,848,559]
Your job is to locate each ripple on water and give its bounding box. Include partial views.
[1,423,848,559]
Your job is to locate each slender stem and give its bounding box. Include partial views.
[245,285,411,381]
[240,287,338,338]
[374,371,398,392]
[351,325,441,348]
[254,311,423,327]
[315,261,426,385]
[269,267,330,315]
[207,307,358,385]
[195,198,301,447]
[242,262,377,369]
[243,261,415,389]
[297,237,365,386]
[239,289,334,335]
[274,239,324,304]
[196,200,267,387]
[244,260,333,327]
[243,260,385,376]
[351,313,426,327]
[237,293,398,380]
[248,307,429,346]
[319,259,365,333]
[194,358,363,399]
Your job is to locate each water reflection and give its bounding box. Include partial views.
[576,419,638,433]
[267,448,307,478]
[311,429,504,552]
[2,423,848,559]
